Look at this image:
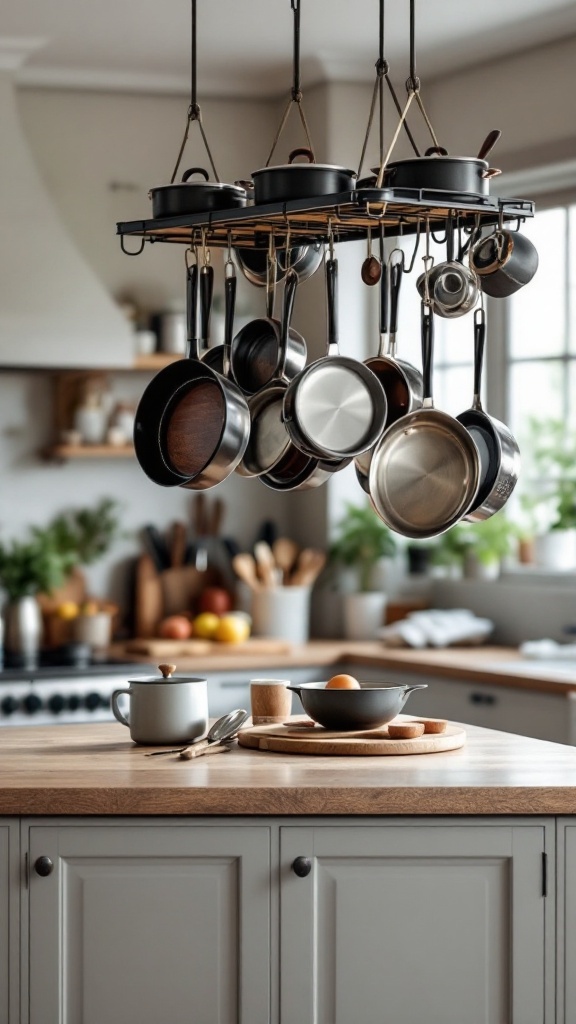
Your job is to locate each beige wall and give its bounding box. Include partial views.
[1,32,574,608]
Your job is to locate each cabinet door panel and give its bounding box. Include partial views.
[27,825,270,1024]
[281,825,546,1024]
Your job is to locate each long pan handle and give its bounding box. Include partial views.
[277,267,298,377]
[421,302,435,407]
[473,307,486,408]
[326,257,339,356]
[222,262,236,379]
[199,263,214,357]
[186,263,199,361]
[389,258,402,356]
[378,249,389,357]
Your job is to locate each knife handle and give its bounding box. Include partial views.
[179,741,232,761]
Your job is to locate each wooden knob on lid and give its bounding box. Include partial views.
[158,664,177,679]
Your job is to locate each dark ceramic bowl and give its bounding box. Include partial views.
[287,681,428,731]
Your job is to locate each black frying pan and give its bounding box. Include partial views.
[134,258,250,491]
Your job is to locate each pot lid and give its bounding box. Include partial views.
[129,664,205,684]
[150,168,246,194]
[252,162,356,176]
[380,156,488,167]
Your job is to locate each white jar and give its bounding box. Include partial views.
[73,397,108,445]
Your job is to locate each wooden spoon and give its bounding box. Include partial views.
[232,553,264,592]
[289,548,326,586]
[254,540,279,587]
[272,537,300,582]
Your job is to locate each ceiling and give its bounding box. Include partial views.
[2,0,576,97]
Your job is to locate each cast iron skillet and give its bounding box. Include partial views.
[133,259,250,490]
[457,308,520,521]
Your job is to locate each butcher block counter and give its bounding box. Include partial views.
[112,640,576,695]
[3,718,576,816]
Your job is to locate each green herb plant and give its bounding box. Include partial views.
[329,503,397,592]
[0,499,121,602]
[519,417,576,533]
[430,514,517,571]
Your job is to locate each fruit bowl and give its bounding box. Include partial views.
[286,681,428,731]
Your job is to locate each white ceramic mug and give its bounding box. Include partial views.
[112,667,208,745]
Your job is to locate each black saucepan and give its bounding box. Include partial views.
[368,305,481,539]
[134,260,250,491]
[149,167,247,219]
[282,257,387,461]
[251,148,357,205]
[380,147,501,196]
[231,268,306,396]
[456,308,520,521]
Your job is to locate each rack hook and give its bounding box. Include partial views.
[120,235,145,257]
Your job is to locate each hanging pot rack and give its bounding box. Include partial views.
[117,0,534,257]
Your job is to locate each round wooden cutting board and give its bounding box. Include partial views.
[238,716,466,756]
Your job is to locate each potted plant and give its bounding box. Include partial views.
[328,503,397,640]
[518,417,576,570]
[430,514,517,580]
[0,499,121,666]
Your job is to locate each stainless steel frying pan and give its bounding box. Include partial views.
[368,305,481,538]
[457,308,520,521]
[282,257,387,460]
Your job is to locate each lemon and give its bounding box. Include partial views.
[193,612,221,639]
[56,601,79,620]
[215,614,250,644]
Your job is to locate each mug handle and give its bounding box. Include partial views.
[111,688,132,727]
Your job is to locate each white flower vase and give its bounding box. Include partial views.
[3,595,42,669]
[534,530,576,571]
[343,592,388,641]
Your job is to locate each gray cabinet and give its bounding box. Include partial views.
[25,823,271,1024]
[0,821,19,1024]
[280,821,552,1024]
[557,820,576,1024]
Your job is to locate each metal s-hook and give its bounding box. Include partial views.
[120,234,145,256]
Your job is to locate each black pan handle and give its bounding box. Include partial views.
[186,263,199,361]
[473,307,486,403]
[421,303,435,405]
[389,258,403,354]
[378,258,389,357]
[199,264,214,355]
[326,257,339,356]
[277,268,298,376]
[222,262,236,378]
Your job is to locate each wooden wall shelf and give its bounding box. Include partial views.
[42,444,135,463]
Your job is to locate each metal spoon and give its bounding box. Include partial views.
[145,708,250,757]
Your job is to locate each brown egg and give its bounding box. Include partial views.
[326,674,361,690]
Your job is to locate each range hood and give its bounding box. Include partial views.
[0,40,134,368]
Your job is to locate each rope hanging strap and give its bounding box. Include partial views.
[170,0,220,184]
[264,0,316,166]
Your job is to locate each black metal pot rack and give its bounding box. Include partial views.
[117,188,534,255]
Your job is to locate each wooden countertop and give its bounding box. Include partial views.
[111,641,576,695]
[3,719,576,817]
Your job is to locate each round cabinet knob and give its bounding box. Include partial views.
[48,694,66,715]
[291,856,312,878]
[23,693,43,715]
[85,692,102,711]
[34,856,54,877]
[1,695,19,716]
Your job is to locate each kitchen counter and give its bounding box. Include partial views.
[3,718,576,816]
[111,640,576,695]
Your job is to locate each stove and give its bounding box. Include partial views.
[0,659,153,727]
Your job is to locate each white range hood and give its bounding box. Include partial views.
[0,39,134,368]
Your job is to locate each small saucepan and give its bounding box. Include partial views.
[381,147,501,197]
[230,268,306,395]
[287,681,428,731]
[456,308,520,521]
[251,148,357,205]
[283,257,387,460]
[134,257,250,491]
[149,167,247,218]
[355,251,424,492]
[368,305,481,539]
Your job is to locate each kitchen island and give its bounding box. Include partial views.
[1,720,576,1023]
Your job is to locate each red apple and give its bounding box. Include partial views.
[198,587,233,616]
[158,615,192,640]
